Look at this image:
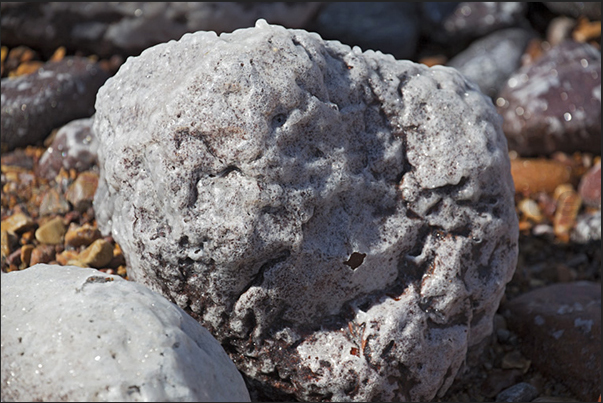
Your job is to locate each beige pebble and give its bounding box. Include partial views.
[1,231,11,260]
[20,244,34,267]
[39,187,71,216]
[64,223,102,248]
[1,212,36,234]
[511,158,572,195]
[66,259,88,268]
[77,239,113,268]
[56,249,81,266]
[553,186,582,243]
[65,171,99,212]
[35,216,67,245]
[518,199,543,222]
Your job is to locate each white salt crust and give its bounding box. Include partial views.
[93,20,518,401]
[0,264,250,402]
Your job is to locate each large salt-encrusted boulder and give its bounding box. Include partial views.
[93,20,518,402]
[0,264,250,402]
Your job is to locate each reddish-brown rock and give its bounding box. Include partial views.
[502,282,601,402]
[497,40,601,157]
[578,162,601,208]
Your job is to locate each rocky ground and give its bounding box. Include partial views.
[1,3,601,402]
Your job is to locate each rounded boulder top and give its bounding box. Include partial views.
[0,264,250,402]
[93,19,518,402]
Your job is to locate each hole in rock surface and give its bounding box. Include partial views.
[343,252,366,270]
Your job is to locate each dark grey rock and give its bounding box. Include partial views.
[0,2,322,59]
[544,2,601,20]
[497,40,601,157]
[448,28,537,99]
[428,2,529,56]
[1,57,109,152]
[495,382,539,402]
[93,20,518,402]
[310,2,420,60]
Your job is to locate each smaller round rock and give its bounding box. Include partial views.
[0,264,250,402]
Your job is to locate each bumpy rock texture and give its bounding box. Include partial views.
[0,264,250,402]
[93,20,518,402]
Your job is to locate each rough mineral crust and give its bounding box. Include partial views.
[93,20,518,402]
[0,264,250,402]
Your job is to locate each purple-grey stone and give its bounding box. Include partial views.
[0,2,322,59]
[37,117,98,181]
[448,28,537,99]
[1,57,109,152]
[497,40,601,157]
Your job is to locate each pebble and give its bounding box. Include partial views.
[76,239,114,269]
[553,186,582,242]
[65,171,99,212]
[447,28,536,99]
[578,162,601,208]
[510,158,572,195]
[497,40,601,157]
[309,2,419,59]
[34,216,66,245]
[481,368,524,399]
[29,244,56,266]
[502,281,601,401]
[495,382,539,402]
[37,117,98,181]
[1,231,12,260]
[0,147,35,171]
[1,57,110,152]
[571,210,601,243]
[0,2,321,59]
[1,212,36,234]
[543,2,601,20]
[19,244,34,267]
[39,187,71,216]
[500,350,531,373]
[64,222,102,248]
[546,17,577,46]
[430,2,529,55]
[55,249,80,266]
[518,198,544,222]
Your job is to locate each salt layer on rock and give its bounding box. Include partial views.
[93,19,518,402]
[0,264,250,402]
